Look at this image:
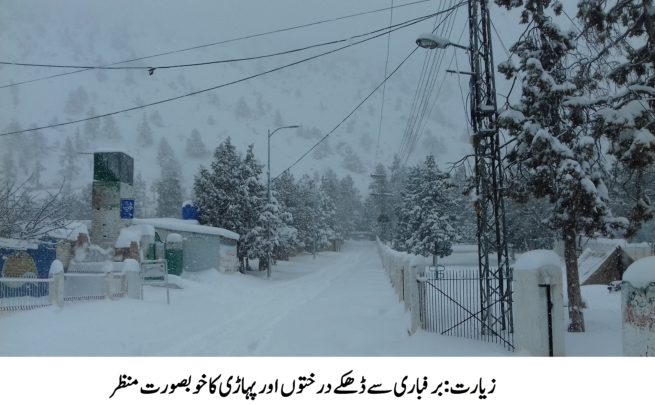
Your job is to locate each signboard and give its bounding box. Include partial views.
[120,199,135,219]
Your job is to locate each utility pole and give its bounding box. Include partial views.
[467,0,513,337]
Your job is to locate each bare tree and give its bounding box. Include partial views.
[0,178,71,240]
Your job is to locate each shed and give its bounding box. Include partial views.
[132,218,239,272]
[578,245,635,286]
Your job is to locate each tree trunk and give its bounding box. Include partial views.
[563,226,585,332]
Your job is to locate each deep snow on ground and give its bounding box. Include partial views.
[0,241,622,356]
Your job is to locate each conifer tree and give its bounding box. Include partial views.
[137,114,154,147]
[153,138,183,217]
[394,155,458,261]
[496,0,625,331]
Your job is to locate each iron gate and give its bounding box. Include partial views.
[417,267,514,350]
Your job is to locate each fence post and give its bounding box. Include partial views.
[48,260,65,308]
[513,250,565,356]
[408,265,421,335]
[123,259,143,300]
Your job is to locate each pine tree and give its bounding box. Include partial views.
[134,172,147,218]
[137,114,154,147]
[153,138,184,217]
[58,136,80,181]
[64,85,89,116]
[576,0,655,237]
[394,155,458,261]
[84,108,100,139]
[101,115,122,140]
[194,137,244,232]
[185,128,209,158]
[496,0,625,332]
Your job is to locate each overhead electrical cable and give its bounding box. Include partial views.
[0,0,436,89]
[0,4,468,138]
[0,13,436,72]
[274,47,420,180]
[374,0,395,162]
[397,1,456,160]
[404,6,462,163]
[399,0,458,162]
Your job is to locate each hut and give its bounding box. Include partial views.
[131,218,239,273]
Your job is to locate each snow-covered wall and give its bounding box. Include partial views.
[376,239,422,334]
[513,250,565,356]
[622,257,655,356]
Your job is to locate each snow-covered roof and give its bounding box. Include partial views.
[514,250,561,272]
[0,238,39,250]
[132,218,239,240]
[623,257,655,288]
[115,224,156,248]
[577,247,618,284]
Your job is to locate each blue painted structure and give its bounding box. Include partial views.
[0,238,56,300]
[0,238,56,279]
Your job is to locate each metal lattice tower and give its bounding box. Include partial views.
[467,0,513,338]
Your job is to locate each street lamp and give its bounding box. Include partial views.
[267,125,300,279]
[416,33,469,50]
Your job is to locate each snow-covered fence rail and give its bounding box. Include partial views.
[0,260,142,312]
[65,260,129,301]
[376,239,424,334]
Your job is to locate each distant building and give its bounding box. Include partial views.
[132,218,239,273]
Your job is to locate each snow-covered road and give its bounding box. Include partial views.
[0,240,508,356]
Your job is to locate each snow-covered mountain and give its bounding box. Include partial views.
[0,0,522,196]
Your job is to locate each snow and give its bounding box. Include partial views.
[0,237,39,250]
[577,246,616,284]
[48,259,64,276]
[181,200,194,207]
[623,257,655,288]
[0,241,625,356]
[115,229,140,248]
[166,233,183,243]
[0,241,505,356]
[132,218,239,240]
[514,249,561,272]
[123,258,140,273]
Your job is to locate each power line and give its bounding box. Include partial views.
[274,47,420,180]
[374,0,395,162]
[1,6,464,138]
[398,1,456,161]
[0,12,434,73]
[0,0,436,89]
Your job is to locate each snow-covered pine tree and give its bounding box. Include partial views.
[576,0,655,237]
[394,155,458,261]
[246,194,295,270]
[496,0,625,332]
[194,137,244,231]
[153,138,184,217]
[134,172,147,218]
[84,107,100,139]
[100,115,121,140]
[185,128,209,158]
[136,114,154,147]
[58,136,80,182]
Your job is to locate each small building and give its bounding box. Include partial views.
[578,245,635,286]
[132,218,239,273]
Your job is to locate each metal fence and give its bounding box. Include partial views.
[417,268,514,350]
[0,277,53,311]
